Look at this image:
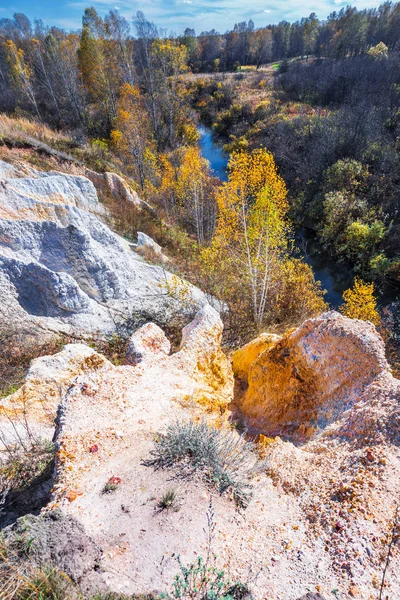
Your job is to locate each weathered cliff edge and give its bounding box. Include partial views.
[1,310,399,599]
[0,159,209,339]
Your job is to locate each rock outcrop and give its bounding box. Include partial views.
[0,305,232,445]
[136,231,168,263]
[2,307,400,598]
[0,344,110,434]
[0,304,234,592]
[125,322,171,365]
[85,169,155,215]
[234,311,400,443]
[0,159,209,339]
[232,332,281,384]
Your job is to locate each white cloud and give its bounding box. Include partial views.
[263,9,271,13]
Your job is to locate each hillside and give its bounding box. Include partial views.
[0,6,400,599]
[0,155,399,600]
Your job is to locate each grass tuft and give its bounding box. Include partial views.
[146,421,266,508]
[158,488,180,512]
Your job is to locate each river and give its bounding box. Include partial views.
[197,125,399,309]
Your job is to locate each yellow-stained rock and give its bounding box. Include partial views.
[232,332,281,384]
[0,306,233,448]
[234,311,399,443]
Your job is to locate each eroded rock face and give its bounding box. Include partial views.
[0,305,232,445]
[2,308,400,598]
[85,169,155,214]
[236,311,398,442]
[0,160,209,338]
[232,332,281,384]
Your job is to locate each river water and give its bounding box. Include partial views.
[197,126,399,309]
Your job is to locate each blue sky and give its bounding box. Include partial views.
[0,0,384,34]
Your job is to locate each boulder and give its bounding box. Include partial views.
[85,168,155,214]
[125,322,171,365]
[3,511,102,588]
[235,311,399,442]
[0,160,209,338]
[136,231,168,263]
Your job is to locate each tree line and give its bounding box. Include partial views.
[1,2,400,130]
[179,2,400,71]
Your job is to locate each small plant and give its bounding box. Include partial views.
[170,501,252,600]
[102,476,122,495]
[158,488,180,512]
[171,556,250,600]
[146,420,266,508]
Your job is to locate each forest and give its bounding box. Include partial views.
[0,3,399,354]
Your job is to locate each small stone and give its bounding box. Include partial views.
[366,450,375,462]
[349,585,360,597]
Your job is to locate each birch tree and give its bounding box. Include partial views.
[202,148,289,332]
[4,39,40,118]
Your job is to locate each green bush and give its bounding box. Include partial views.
[171,556,250,600]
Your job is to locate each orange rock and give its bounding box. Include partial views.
[235,311,394,443]
[66,490,82,502]
[349,585,360,597]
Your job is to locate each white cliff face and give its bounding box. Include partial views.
[0,160,209,337]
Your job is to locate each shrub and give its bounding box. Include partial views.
[146,421,266,508]
[340,277,381,327]
[171,556,250,600]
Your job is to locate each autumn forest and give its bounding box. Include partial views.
[0,4,399,358]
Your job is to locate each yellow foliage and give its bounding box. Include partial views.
[159,146,216,243]
[199,148,325,339]
[202,148,289,330]
[159,273,193,308]
[340,277,381,327]
[227,148,287,213]
[111,83,155,190]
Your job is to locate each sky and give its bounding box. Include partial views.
[0,0,385,35]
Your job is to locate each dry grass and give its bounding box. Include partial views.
[0,115,70,147]
[0,534,78,600]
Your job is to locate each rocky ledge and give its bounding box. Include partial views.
[0,159,209,339]
[1,309,399,599]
